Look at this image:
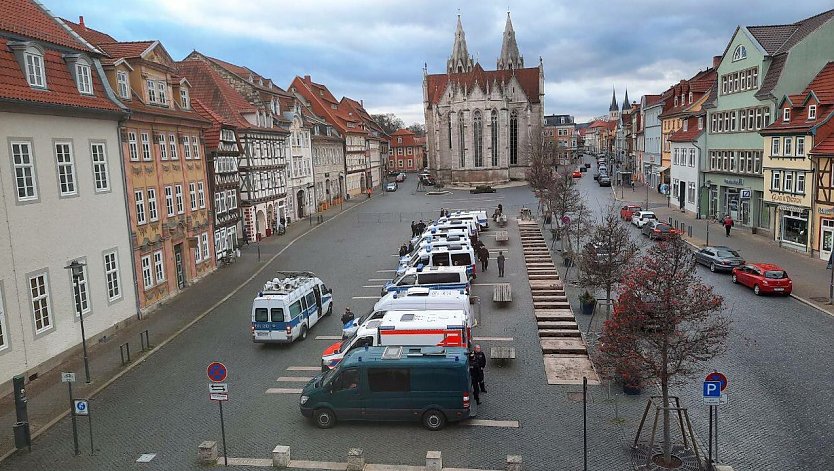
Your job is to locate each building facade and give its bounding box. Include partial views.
[669,115,706,214]
[423,14,544,184]
[389,129,426,172]
[282,106,314,220]
[0,4,138,385]
[643,96,665,189]
[543,114,575,166]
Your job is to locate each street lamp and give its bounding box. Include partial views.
[339,172,344,211]
[65,260,91,383]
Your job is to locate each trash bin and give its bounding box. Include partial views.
[13,421,30,449]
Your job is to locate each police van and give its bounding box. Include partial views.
[411,233,471,256]
[381,266,470,297]
[411,228,470,247]
[322,309,469,369]
[396,244,477,278]
[427,220,479,238]
[441,210,489,231]
[343,287,473,338]
[251,272,333,344]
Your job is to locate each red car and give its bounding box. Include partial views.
[620,204,642,221]
[572,170,582,178]
[731,263,792,296]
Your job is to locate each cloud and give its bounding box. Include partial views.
[48,0,834,125]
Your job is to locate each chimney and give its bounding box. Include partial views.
[304,75,311,84]
[360,99,364,107]
[713,55,721,69]
[79,16,85,30]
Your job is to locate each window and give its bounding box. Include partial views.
[797,137,805,156]
[169,134,178,160]
[134,190,146,224]
[117,71,129,99]
[688,182,696,203]
[29,273,51,333]
[153,250,165,283]
[201,233,209,260]
[180,88,189,109]
[183,137,191,159]
[157,81,167,105]
[797,173,806,194]
[141,133,151,161]
[510,111,519,165]
[103,251,121,301]
[473,111,483,167]
[175,185,184,214]
[164,186,174,216]
[368,368,410,392]
[784,172,793,192]
[772,170,781,190]
[11,141,37,201]
[75,63,93,94]
[698,117,703,130]
[141,255,152,289]
[71,263,90,314]
[24,51,46,87]
[194,234,202,262]
[447,115,452,149]
[146,80,156,103]
[90,143,109,192]
[55,143,77,196]
[189,182,197,211]
[688,148,695,167]
[147,188,158,221]
[158,134,167,160]
[783,108,790,122]
[127,132,139,161]
[809,105,817,120]
[784,137,792,156]
[491,109,499,166]
[191,136,200,160]
[754,151,762,174]
[772,138,780,156]
[458,113,465,168]
[198,182,205,208]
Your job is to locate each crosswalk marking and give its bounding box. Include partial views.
[286,366,320,371]
[367,278,391,281]
[376,269,397,273]
[464,419,520,428]
[266,388,303,394]
[363,285,384,288]
[352,296,380,299]
[315,335,343,340]
[473,337,513,341]
[276,376,314,382]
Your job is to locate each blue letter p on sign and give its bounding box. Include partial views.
[703,381,720,398]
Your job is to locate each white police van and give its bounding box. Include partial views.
[441,210,489,231]
[411,228,470,247]
[382,266,470,297]
[251,272,333,344]
[396,244,477,278]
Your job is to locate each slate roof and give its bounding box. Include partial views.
[425,63,541,105]
[755,53,787,100]
[200,53,291,97]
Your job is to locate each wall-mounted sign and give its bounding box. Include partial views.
[818,206,834,215]
[724,178,744,186]
[770,193,805,205]
[740,189,752,199]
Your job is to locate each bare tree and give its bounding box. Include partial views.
[406,123,426,136]
[542,172,586,252]
[595,236,729,466]
[578,205,638,317]
[371,113,405,135]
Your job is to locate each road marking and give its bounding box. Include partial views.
[473,337,513,341]
[352,296,380,299]
[367,278,391,281]
[136,453,157,463]
[315,335,342,340]
[276,376,314,382]
[464,419,520,428]
[377,269,397,273]
[266,388,303,394]
[224,457,272,467]
[363,285,384,288]
[287,366,321,371]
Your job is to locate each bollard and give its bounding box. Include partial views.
[426,451,442,471]
[139,329,151,352]
[506,455,522,471]
[197,441,218,464]
[272,445,290,468]
[119,342,131,365]
[347,448,364,471]
[688,225,693,237]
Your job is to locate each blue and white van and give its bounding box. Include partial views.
[381,266,469,297]
[396,244,477,278]
[251,272,333,343]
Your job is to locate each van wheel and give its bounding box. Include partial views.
[422,409,446,431]
[313,408,336,429]
[299,326,308,340]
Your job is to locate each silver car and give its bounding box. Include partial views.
[694,246,745,272]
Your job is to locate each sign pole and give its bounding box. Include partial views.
[715,405,719,463]
[582,376,588,471]
[707,405,713,468]
[68,382,79,456]
[219,400,228,466]
[87,412,94,456]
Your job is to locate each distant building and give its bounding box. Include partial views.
[389,129,426,172]
[543,114,575,164]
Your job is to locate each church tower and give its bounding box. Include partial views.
[497,12,524,71]
[447,15,474,74]
[622,89,630,114]
[609,87,619,120]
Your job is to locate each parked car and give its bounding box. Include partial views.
[631,211,657,228]
[584,163,591,169]
[593,172,600,181]
[620,205,642,221]
[641,221,680,240]
[469,185,496,194]
[694,246,745,272]
[572,170,582,178]
[386,182,398,192]
[396,173,407,182]
[731,263,792,296]
[598,175,611,187]
[579,166,588,172]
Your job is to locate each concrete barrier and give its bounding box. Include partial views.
[506,455,522,471]
[426,450,442,471]
[272,445,290,468]
[197,441,217,464]
[347,448,364,471]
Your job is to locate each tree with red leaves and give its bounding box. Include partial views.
[595,236,729,466]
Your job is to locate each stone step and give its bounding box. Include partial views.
[531,291,566,297]
[530,280,564,290]
[529,274,559,278]
[535,314,575,323]
[543,354,600,385]
[538,329,582,338]
[541,339,587,355]
[537,321,578,329]
[534,304,571,311]
[531,295,567,302]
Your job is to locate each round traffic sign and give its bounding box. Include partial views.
[705,371,728,391]
[561,215,571,225]
[207,362,227,382]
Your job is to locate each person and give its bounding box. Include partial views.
[492,208,500,222]
[411,221,417,238]
[497,251,506,277]
[470,345,487,393]
[417,220,426,234]
[479,246,489,271]
[399,244,408,257]
[407,241,414,253]
[439,208,446,218]
[340,307,354,326]
[367,187,372,199]
[497,204,503,214]
[469,362,482,405]
[723,214,734,237]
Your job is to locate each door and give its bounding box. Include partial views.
[314,285,323,316]
[329,368,363,419]
[821,220,834,261]
[174,244,186,288]
[678,184,686,210]
[740,200,750,226]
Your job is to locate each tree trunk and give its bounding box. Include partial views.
[605,285,612,319]
[662,353,672,465]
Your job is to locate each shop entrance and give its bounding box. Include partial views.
[820,219,834,261]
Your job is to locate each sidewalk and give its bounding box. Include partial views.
[0,195,371,462]
[613,182,834,316]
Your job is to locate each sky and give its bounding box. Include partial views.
[45,0,834,125]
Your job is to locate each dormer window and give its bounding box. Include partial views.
[24,51,46,88]
[809,105,817,120]
[146,79,156,103]
[683,120,688,132]
[674,97,678,107]
[783,108,790,122]
[117,71,129,99]
[732,45,747,62]
[688,92,693,104]
[180,88,190,109]
[157,81,167,105]
[75,62,93,94]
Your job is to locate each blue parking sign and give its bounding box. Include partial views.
[703,381,721,398]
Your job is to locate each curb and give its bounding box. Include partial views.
[789,293,834,318]
[0,197,372,464]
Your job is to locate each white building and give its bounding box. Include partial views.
[643,96,665,189]
[669,115,706,214]
[0,3,138,387]
[283,107,314,220]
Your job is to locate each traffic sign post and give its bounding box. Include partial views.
[207,362,227,382]
[703,371,729,468]
[207,363,229,466]
[73,400,94,455]
[63,372,79,456]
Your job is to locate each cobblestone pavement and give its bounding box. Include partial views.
[567,154,834,470]
[1,183,636,470]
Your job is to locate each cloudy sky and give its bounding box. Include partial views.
[47,0,833,124]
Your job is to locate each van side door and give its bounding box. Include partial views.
[365,367,412,420]
[329,368,363,419]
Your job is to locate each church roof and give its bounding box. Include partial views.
[425,62,540,105]
[609,88,618,112]
[621,89,630,112]
[497,12,523,70]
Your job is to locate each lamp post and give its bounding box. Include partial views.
[65,260,91,383]
[339,172,344,211]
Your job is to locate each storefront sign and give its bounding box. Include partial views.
[777,204,809,214]
[818,206,834,215]
[770,193,805,205]
[724,178,744,185]
[740,189,751,199]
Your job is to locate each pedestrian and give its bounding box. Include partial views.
[418,219,426,233]
[411,220,417,237]
[470,345,487,393]
[407,241,414,253]
[439,208,446,218]
[723,214,734,237]
[399,244,408,257]
[497,251,506,277]
[479,246,489,271]
[340,307,354,326]
[469,362,482,405]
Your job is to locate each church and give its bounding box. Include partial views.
[423,13,544,184]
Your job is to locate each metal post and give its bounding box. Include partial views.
[706,220,710,247]
[87,414,94,455]
[257,242,261,262]
[68,382,79,455]
[219,401,228,466]
[715,405,719,463]
[582,376,588,471]
[708,405,713,469]
[73,273,91,384]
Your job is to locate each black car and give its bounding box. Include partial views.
[694,246,745,272]
[579,166,588,172]
[593,172,600,181]
[585,163,591,169]
[470,185,496,194]
[598,175,611,187]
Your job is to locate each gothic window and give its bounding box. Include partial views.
[490,110,498,166]
[510,111,518,165]
[459,113,466,168]
[447,113,452,149]
[473,111,483,167]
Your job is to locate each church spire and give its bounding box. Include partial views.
[497,12,524,71]
[447,15,474,74]
[609,87,619,112]
[622,89,630,112]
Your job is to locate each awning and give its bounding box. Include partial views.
[657,166,669,174]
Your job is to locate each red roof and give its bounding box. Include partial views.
[390,129,421,147]
[0,37,122,112]
[0,0,97,52]
[813,133,834,155]
[95,41,155,60]
[669,117,704,142]
[291,75,367,136]
[425,63,540,105]
[199,53,290,97]
[588,120,608,129]
[192,99,239,152]
[61,17,117,45]
[659,68,716,118]
[763,62,834,134]
[176,59,259,131]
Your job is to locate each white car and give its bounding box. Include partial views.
[631,210,657,228]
